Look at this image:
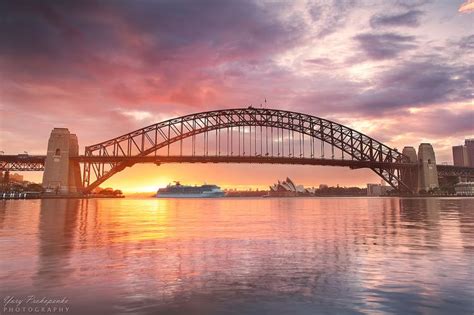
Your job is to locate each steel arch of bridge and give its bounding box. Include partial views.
[83,108,412,193]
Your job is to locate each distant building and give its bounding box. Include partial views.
[453,145,469,167]
[452,139,474,167]
[367,184,382,196]
[269,177,308,197]
[9,173,23,183]
[454,182,474,196]
[306,187,316,194]
[367,183,393,196]
[465,139,474,167]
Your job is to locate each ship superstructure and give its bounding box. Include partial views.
[156,182,225,198]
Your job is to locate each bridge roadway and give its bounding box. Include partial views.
[0,155,46,172]
[72,155,418,169]
[1,154,415,169]
[2,154,474,176]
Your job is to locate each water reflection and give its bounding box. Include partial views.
[36,199,79,290]
[457,199,474,251]
[0,197,472,314]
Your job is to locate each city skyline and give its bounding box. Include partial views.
[1,0,473,192]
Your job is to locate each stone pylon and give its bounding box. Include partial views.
[42,128,83,194]
[401,146,419,193]
[417,143,439,192]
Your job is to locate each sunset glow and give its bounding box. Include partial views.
[0,1,472,192]
[1,2,474,315]
[459,0,474,13]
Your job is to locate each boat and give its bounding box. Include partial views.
[156,181,225,198]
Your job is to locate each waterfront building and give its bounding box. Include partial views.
[367,184,382,196]
[269,177,307,197]
[0,172,24,184]
[454,182,474,196]
[367,183,393,196]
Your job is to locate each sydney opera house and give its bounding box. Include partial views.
[269,177,313,197]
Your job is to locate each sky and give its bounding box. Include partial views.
[0,0,473,192]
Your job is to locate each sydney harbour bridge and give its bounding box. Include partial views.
[1,108,473,195]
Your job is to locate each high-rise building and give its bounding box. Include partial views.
[465,139,474,167]
[452,145,469,167]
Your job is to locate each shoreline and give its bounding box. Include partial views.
[2,194,473,200]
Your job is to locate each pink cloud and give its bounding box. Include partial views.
[1,0,472,187]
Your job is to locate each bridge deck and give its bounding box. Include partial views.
[0,155,46,171]
[1,154,414,170]
[71,155,416,169]
[1,155,473,177]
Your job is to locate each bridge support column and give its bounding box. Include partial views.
[417,143,439,193]
[401,146,419,193]
[42,128,83,195]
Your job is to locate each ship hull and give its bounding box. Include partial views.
[156,191,225,198]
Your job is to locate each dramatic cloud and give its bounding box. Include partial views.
[353,33,417,60]
[458,0,474,13]
[370,10,423,28]
[307,0,356,38]
[413,110,474,136]
[358,59,472,112]
[0,0,472,188]
[459,34,474,49]
[395,0,430,9]
[296,56,472,115]
[304,58,334,67]
[0,0,305,111]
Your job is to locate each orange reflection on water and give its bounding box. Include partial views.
[0,197,473,314]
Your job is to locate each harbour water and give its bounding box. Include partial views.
[0,197,473,314]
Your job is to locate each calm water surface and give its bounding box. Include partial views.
[0,197,473,315]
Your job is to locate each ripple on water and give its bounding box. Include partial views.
[0,197,473,314]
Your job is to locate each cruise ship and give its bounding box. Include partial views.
[156,182,225,198]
